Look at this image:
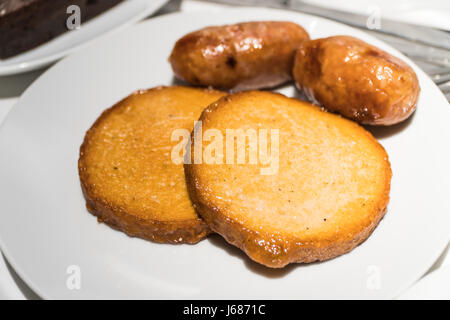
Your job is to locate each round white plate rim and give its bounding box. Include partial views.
[0,7,449,299]
[0,0,168,76]
[398,263,450,299]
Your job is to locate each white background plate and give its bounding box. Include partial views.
[399,263,450,299]
[0,0,168,76]
[0,7,449,299]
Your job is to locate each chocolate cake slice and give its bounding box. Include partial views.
[0,0,124,59]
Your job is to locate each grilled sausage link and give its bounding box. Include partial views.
[170,21,310,91]
[293,36,420,126]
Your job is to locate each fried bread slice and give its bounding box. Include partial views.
[185,91,391,266]
[79,86,225,244]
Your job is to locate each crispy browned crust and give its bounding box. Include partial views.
[185,173,388,265]
[80,181,211,244]
[185,91,392,267]
[78,86,222,244]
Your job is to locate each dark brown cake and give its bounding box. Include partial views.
[0,0,124,59]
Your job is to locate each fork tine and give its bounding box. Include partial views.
[438,81,450,93]
[439,86,450,94]
[427,67,450,76]
[434,74,450,85]
[364,30,450,68]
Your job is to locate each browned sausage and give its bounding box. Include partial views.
[293,36,420,126]
[169,21,310,91]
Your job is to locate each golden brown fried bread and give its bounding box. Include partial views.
[169,21,310,91]
[79,86,225,244]
[185,91,391,267]
[293,36,420,125]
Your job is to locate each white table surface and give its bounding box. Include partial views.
[0,0,448,300]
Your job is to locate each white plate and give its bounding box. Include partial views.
[0,7,449,299]
[399,264,450,300]
[0,0,168,76]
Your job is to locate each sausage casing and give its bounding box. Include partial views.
[170,21,310,91]
[293,36,420,125]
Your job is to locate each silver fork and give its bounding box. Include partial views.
[432,69,450,100]
[156,0,450,101]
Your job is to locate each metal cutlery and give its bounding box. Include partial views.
[158,0,450,101]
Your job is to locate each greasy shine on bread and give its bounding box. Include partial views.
[293,36,420,126]
[169,21,310,91]
[185,91,391,267]
[79,86,225,244]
